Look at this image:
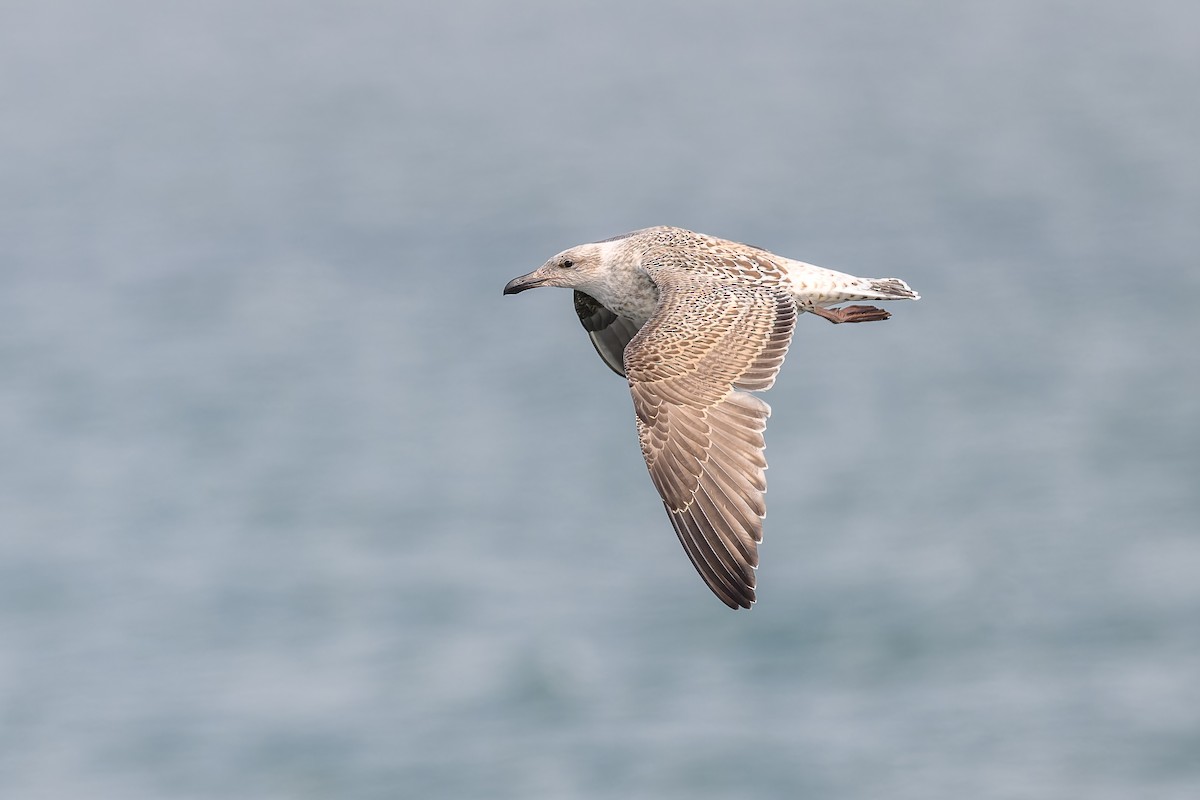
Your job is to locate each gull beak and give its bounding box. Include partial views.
[502,270,546,295]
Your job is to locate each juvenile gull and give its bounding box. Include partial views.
[503,226,919,609]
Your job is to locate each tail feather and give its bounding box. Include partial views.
[866,278,920,300]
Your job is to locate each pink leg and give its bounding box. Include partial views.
[808,304,892,324]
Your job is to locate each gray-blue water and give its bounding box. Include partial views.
[3,2,1198,797]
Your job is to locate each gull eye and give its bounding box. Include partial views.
[561,259,574,269]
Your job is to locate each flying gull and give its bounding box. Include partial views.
[503,226,919,609]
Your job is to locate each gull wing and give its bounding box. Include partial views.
[623,270,797,609]
[573,291,642,378]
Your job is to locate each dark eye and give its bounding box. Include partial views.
[561,259,574,269]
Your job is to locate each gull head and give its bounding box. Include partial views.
[503,243,607,296]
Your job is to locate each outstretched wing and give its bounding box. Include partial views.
[623,277,797,609]
[574,291,642,377]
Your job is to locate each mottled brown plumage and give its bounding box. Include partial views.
[504,227,919,608]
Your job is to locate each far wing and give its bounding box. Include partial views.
[574,291,642,377]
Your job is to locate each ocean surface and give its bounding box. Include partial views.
[2,2,1198,798]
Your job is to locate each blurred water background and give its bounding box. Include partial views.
[2,1,1198,798]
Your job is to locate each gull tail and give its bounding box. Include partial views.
[800,275,920,323]
[862,277,920,301]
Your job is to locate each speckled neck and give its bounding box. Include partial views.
[587,240,660,325]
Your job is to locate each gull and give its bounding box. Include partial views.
[503,226,919,609]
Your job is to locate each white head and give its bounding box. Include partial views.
[502,243,610,297]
